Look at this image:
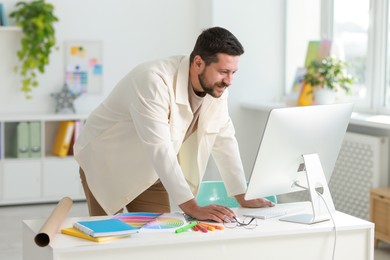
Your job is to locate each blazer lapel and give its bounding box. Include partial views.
[167,57,192,147]
[175,57,192,111]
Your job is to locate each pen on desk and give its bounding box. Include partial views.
[212,224,224,230]
[199,222,224,230]
[199,223,214,231]
[196,224,208,233]
[199,223,215,231]
[175,221,198,234]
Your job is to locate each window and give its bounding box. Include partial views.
[333,0,369,104]
[332,0,390,113]
[286,0,390,114]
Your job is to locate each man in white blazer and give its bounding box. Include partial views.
[74,27,273,222]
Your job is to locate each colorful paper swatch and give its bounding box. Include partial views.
[113,212,186,233]
[113,212,161,228]
[143,216,184,230]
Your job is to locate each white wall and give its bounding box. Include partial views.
[205,0,286,179]
[212,0,286,105]
[0,0,286,180]
[285,0,320,92]
[0,0,202,113]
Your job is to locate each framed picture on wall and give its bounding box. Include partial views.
[64,41,103,94]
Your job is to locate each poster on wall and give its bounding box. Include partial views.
[64,41,103,94]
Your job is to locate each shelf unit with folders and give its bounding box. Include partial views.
[0,113,88,205]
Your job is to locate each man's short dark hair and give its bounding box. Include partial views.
[190,27,244,65]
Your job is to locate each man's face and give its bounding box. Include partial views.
[198,54,239,98]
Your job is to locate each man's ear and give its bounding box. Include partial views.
[194,55,203,69]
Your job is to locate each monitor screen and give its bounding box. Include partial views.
[245,103,353,203]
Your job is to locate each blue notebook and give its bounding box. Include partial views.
[73,218,138,237]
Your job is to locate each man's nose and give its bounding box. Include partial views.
[223,73,234,86]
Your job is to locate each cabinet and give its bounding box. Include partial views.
[0,114,88,205]
[370,187,390,247]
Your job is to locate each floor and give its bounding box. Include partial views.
[0,201,389,260]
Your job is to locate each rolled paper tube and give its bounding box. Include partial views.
[34,197,73,247]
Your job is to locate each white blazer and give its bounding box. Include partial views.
[74,56,247,214]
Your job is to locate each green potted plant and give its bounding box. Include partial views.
[10,0,59,98]
[304,55,355,104]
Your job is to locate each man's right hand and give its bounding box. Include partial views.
[179,199,235,223]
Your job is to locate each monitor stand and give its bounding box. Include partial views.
[279,153,336,225]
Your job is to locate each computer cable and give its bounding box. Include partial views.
[317,191,337,260]
[293,181,337,260]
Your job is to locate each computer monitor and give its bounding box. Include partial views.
[245,103,353,224]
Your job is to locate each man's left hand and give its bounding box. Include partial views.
[235,193,275,208]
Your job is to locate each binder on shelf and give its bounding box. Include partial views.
[29,121,41,158]
[52,121,75,157]
[68,120,81,156]
[15,122,30,158]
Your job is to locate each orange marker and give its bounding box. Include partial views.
[200,222,224,230]
[212,224,224,230]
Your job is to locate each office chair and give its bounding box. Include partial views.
[196,181,277,208]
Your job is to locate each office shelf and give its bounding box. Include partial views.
[0,26,22,32]
[0,114,87,205]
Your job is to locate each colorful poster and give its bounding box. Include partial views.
[64,41,103,94]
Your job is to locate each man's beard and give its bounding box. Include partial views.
[198,72,228,98]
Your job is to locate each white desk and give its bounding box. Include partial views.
[23,203,374,260]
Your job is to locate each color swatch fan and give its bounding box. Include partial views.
[113,212,161,228]
[113,212,186,233]
[143,215,185,230]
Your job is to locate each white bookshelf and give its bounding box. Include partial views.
[0,26,21,32]
[0,23,89,205]
[0,114,87,205]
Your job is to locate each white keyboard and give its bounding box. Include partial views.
[242,203,308,220]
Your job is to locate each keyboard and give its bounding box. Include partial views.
[242,203,308,220]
